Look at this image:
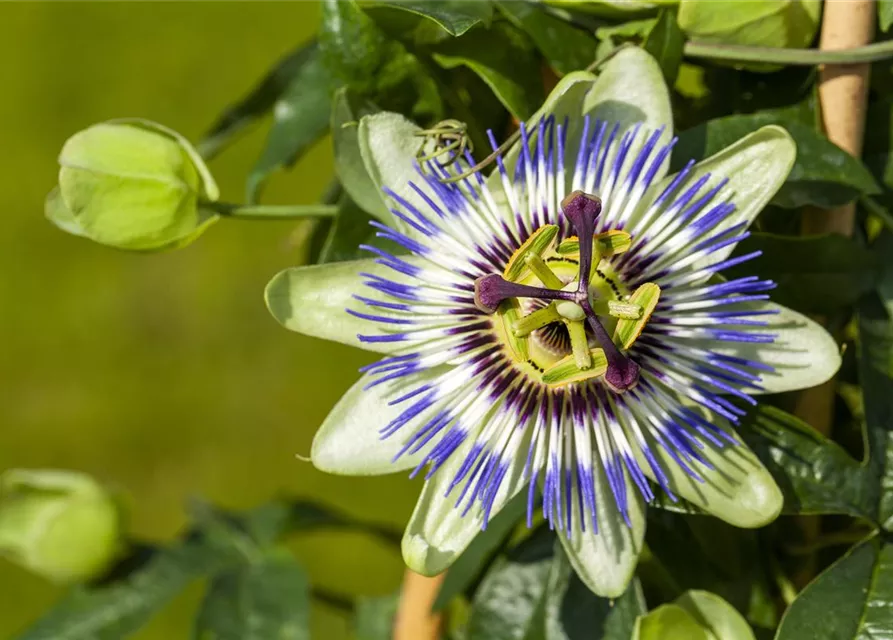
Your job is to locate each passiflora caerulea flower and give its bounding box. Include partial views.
[266,49,840,596]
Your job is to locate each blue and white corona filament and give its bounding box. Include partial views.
[353,115,776,536]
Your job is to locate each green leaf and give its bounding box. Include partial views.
[677,0,821,50]
[737,405,871,519]
[363,0,494,36]
[433,492,526,611]
[775,535,893,639]
[674,590,755,640]
[496,1,596,76]
[320,0,389,94]
[431,22,544,120]
[725,233,881,315]
[19,540,224,640]
[644,9,685,84]
[355,593,400,640]
[198,43,317,160]
[545,549,646,640]
[331,89,390,222]
[858,230,893,530]
[318,196,399,264]
[466,527,555,640]
[643,511,775,624]
[881,0,893,33]
[321,0,444,124]
[193,549,310,640]
[246,43,331,202]
[672,114,880,209]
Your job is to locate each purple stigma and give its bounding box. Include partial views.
[474,274,574,313]
[563,191,640,392]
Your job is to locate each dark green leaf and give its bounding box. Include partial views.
[319,196,400,263]
[775,536,893,639]
[331,89,390,221]
[545,548,645,640]
[320,0,444,123]
[203,499,402,547]
[725,233,880,314]
[880,0,893,32]
[19,540,225,640]
[644,9,685,85]
[246,43,331,202]
[197,43,315,160]
[364,0,494,36]
[672,114,880,209]
[194,550,310,640]
[737,405,871,519]
[320,0,390,94]
[433,492,526,610]
[355,593,400,640]
[431,22,545,120]
[858,230,893,530]
[643,510,774,624]
[467,527,555,640]
[496,1,596,76]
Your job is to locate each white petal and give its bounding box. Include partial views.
[631,403,782,528]
[704,301,840,394]
[265,258,418,354]
[311,370,448,476]
[557,465,646,597]
[402,432,533,575]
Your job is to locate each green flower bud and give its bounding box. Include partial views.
[47,119,219,251]
[0,469,123,583]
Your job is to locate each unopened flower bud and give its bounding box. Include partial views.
[0,469,123,583]
[47,119,219,251]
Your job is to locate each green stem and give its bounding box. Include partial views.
[206,201,339,220]
[684,39,893,66]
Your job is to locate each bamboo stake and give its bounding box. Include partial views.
[797,0,874,443]
[794,0,875,588]
[393,570,444,640]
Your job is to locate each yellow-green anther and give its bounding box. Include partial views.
[503,224,560,282]
[608,300,643,320]
[542,349,608,387]
[498,300,529,359]
[614,283,661,349]
[524,254,564,289]
[566,320,592,370]
[556,236,580,255]
[555,231,632,257]
[596,230,632,256]
[513,303,561,337]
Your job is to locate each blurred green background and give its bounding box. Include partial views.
[0,2,419,637]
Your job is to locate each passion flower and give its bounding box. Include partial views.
[266,49,840,596]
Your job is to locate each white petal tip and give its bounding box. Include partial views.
[402,532,452,576]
